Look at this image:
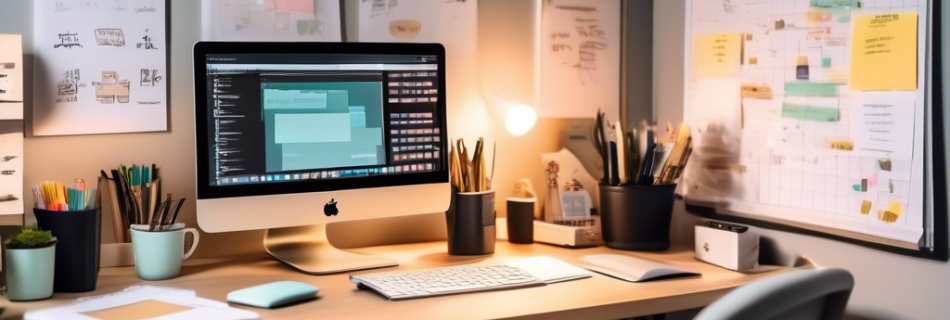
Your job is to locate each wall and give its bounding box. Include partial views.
[654,0,949,319]
[0,0,588,255]
[625,0,653,126]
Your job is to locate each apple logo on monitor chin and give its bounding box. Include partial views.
[324,198,339,216]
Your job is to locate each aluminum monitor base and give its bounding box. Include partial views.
[264,224,398,275]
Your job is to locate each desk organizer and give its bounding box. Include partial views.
[599,184,677,251]
[445,189,495,255]
[34,208,101,292]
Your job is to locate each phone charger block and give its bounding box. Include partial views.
[694,224,759,271]
[227,281,319,309]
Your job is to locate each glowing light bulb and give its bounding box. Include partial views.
[505,104,537,136]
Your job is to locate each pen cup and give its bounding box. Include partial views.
[445,189,496,255]
[599,184,677,251]
[34,208,101,292]
[131,224,199,281]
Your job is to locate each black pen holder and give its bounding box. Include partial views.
[34,208,101,292]
[599,184,677,251]
[445,189,496,255]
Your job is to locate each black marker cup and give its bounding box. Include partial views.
[599,184,677,251]
[34,208,101,292]
[445,188,496,255]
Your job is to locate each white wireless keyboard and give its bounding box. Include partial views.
[350,265,545,300]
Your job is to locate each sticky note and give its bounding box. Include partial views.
[692,33,742,78]
[822,57,832,67]
[853,184,861,191]
[782,104,839,122]
[810,0,850,10]
[861,178,868,191]
[741,83,773,99]
[862,173,876,186]
[881,200,903,223]
[879,159,892,171]
[889,179,894,193]
[775,19,785,30]
[808,11,832,22]
[785,82,840,96]
[861,200,872,214]
[851,13,918,91]
[749,57,758,64]
[829,140,854,151]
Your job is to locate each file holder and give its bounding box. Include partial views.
[34,208,101,292]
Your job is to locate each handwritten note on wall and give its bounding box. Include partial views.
[850,13,918,91]
[33,0,168,136]
[692,33,742,78]
[540,0,620,120]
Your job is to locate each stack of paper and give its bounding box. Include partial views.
[25,286,259,320]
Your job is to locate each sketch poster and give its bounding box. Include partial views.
[540,0,620,120]
[0,122,24,216]
[202,0,342,42]
[355,0,484,140]
[33,0,168,136]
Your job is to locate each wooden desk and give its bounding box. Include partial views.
[1,241,786,320]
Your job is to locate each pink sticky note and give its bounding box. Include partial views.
[862,173,876,186]
[275,0,313,14]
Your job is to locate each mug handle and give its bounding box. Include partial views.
[182,228,200,260]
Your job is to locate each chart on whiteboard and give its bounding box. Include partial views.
[683,0,928,247]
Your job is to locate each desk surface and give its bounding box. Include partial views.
[1,241,786,320]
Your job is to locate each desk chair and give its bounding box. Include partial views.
[694,268,854,320]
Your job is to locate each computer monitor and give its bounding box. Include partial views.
[193,42,450,274]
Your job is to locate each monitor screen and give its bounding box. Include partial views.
[195,46,448,199]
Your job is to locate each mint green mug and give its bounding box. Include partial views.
[130,224,199,281]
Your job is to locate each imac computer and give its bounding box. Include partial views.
[193,42,450,274]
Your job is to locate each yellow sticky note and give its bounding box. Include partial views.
[887,200,902,215]
[850,13,918,91]
[692,33,742,78]
[860,200,872,214]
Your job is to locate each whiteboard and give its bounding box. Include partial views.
[538,0,620,120]
[683,0,930,250]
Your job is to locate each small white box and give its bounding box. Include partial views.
[694,223,759,271]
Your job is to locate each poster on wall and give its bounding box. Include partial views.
[0,122,24,216]
[32,0,168,136]
[0,34,25,120]
[539,0,621,120]
[353,0,484,140]
[202,0,342,42]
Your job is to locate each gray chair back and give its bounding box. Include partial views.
[694,268,854,320]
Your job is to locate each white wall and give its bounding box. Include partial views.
[654,1,950,319]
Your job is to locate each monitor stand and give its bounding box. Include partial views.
[264,224,399,275]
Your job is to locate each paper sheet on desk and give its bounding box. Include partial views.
[24,286,259,320]
[498,256,592,284]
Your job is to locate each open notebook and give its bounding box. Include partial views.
[25,286,259,320]
[499,256,593,284]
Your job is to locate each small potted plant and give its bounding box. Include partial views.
[5,224,57,301]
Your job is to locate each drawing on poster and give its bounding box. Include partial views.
[201,0,342,42]
[683,0,928,248]
[136,28,159,50]
[55,31,83,49]
[34,0,168,136]
[94,71,130,104]
[56,69,81,103]
[140,69,162,87]
[95,28,125,46]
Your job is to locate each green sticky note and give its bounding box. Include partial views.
[837,14,851,23]
[810,0,850,10]
[822,57,832,67]
[782,103,839,122]
[853,184,861,191]
[785,82,840,97]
